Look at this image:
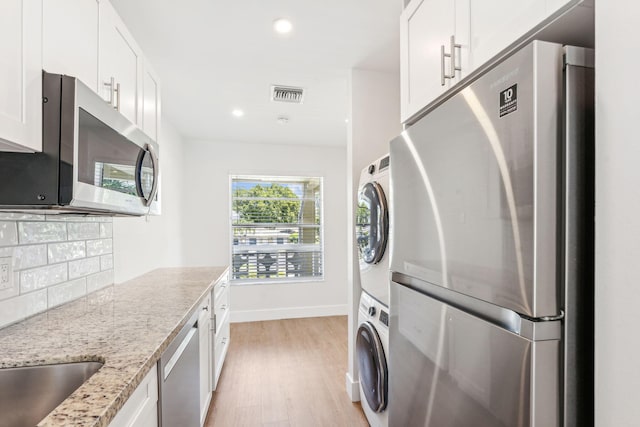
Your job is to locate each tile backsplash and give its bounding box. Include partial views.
[0,213,114,328]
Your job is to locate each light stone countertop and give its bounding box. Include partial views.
[0,266,229,427]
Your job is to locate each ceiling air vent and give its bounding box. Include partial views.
[271,85,305,104]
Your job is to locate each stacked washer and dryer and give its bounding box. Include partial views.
[355,154,390,427]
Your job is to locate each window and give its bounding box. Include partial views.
[230,175,323,283]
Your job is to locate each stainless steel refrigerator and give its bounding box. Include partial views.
[389,41,593,427]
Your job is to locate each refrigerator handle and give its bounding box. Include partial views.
[391,272,561,341]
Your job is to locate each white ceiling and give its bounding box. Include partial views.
[110,0,401,147]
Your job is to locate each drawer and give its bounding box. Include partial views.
[214,271,229,301]
[214,282,229,319]
[214,319,230,388]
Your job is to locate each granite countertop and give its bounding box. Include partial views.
[0,266,228,427]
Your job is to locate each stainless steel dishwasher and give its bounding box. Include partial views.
[158,311,200,426]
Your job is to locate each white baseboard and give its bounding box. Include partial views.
[230,304,348,323]
[346,372,361,402]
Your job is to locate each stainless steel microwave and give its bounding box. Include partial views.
[0,72,160,216]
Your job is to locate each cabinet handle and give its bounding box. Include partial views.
[213,314,217,334]
[115,82,121,112]
[203,305,209,312]
[440,44,447,86]
[449,35,462,80]
[104,77,116,106]
[441,35,462,86]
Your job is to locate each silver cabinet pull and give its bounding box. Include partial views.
[441,35,462,86]
[104,77,116,106]
[449,35,462,79]
[440,44,446,86]
[115,82,121,112]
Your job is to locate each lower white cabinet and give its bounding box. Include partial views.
[198,293,212,426]
[108,364,158,427]
[212,271,230,390]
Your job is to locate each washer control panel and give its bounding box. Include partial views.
[379,310,389,327]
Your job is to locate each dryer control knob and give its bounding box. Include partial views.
[368,306,376,317]
[368,164,375,174]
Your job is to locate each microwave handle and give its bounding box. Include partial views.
[145,144,160,207]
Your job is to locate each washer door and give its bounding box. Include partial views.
[357,321,388,413]
[356,182,389,265]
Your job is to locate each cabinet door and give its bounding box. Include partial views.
[0,0,42,152]
[99,1,142,125]
[214,320,230,390]
[43,0,99,91]
[198,296,212,425]
[142,63,161,142]
[108,364,158,427]
[400,0,456,123]
[468,0,548,68]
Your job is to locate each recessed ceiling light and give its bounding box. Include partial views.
[273,18,293,34]
[232,109,244,118]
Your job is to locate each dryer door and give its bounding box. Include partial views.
[357,321,388,413]
[356,182,389,265]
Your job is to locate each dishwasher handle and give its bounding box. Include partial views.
[163,326,197,381]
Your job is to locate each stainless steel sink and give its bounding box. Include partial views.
[0,361,103,427]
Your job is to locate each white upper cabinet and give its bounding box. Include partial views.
[43,0,99,91]
[0,0,43,152]
[469,0,547,68]
[400,0,469,123]
[142,63,161,142]
[401,0,589,124]
[99,0,142,126]
[468,0,575,71]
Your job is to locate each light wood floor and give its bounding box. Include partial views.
[204,316,369,427]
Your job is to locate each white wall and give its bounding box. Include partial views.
[595,3,640,425]
[112,120,185,283]
[346,68,402,400]
[181,140,348,322]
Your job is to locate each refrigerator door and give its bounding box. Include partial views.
[390,41,564,318]
[390,280,560,427]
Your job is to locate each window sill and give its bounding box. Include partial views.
[231,277,325,286]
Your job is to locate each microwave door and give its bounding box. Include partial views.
[73,108,147,215]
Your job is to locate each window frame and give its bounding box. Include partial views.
[228,174,325,286]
